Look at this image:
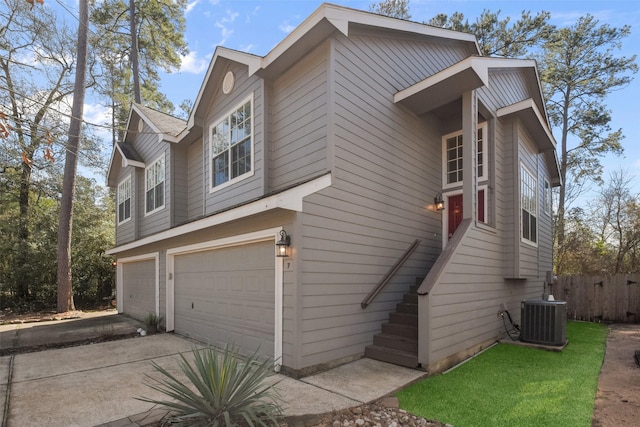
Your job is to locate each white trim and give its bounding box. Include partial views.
[208,94,255,193]
[116,252,160,317]
[106,173,331,255]
[441,185,488,248]
[144,153,166,216]
[165,227,284,370]
[117,175,132,225]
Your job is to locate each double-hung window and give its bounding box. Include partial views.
[521,164,537,244]
[117,176,131,224]
[443,123,488,188]
[210,96,253,190]
[145,154,165,214]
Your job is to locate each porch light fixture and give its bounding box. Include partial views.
[276,230,291,258]
[434,193,445,211]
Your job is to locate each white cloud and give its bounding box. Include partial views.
[215,9,239,45]
[179,51,209,74]
[240,43,255,53]
[279,21,295,34]
[186,0,200,14]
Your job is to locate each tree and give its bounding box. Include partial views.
[1,0,79,298]
[539,15,638,254]
[56,0,90,312]
[369,0,410,20]
[427,9,553,57]
[90,0,188,144]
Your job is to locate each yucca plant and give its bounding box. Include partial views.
[139,344,283,426]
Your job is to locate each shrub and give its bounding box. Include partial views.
[143,312,163,333]
[139,344,283,426]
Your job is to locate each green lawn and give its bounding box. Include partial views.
[397,322,608,427]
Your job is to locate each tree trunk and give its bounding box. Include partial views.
[130,0,141,104]
[56,0,89,312]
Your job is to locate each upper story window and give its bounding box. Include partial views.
[117,175,131,224]
[543,178,552,215]
[442,122,488,188]
[210,96,253,191]
[521,164,537,245]
[145,154,165,215]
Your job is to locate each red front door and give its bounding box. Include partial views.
[447,190,485,239]
[448,194,463,239]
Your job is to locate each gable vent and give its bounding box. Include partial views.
[222,71,235,94]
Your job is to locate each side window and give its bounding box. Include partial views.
[521,164,537,244]
[117,176,131,224]
[210,96,253,191]
[145,154,165,215]
[543,178,552,215]
[442,123,488,188]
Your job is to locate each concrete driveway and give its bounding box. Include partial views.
[0,313,426,427]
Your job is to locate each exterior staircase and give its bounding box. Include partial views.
[365,282,419,368]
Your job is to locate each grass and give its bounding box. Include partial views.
[397,322,608,427]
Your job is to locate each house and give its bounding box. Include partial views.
[106,3,560,376]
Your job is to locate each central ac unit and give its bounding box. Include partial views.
[520,299,567,346]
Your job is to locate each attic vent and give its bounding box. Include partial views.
[222,71,235,94]
[137,119,143,133]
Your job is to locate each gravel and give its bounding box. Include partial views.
[288,398,449,427]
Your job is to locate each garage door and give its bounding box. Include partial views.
[173,240,275,358]
[122,259,156,321]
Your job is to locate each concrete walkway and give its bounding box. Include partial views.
[0,313,426,427]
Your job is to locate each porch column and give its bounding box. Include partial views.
[462,90,478,220]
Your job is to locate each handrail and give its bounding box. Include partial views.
[361,239,421,309]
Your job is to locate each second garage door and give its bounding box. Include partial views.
[122,259,156,322]
[173,240,275,358]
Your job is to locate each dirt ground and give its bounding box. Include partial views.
[592,324,640,427]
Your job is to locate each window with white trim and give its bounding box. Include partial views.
[543,178,552,215]
[442,123,488,187]
[521,164,537,244]
[145,154,165,214]
[210,97,253,190]
[117,176,131,224]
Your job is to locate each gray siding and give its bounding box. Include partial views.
[291,29,471,369]
[172,144,189,226]
[270,41,328,190]
[479,70,529,112]
[203,62,265,213]
[187,140,204,220]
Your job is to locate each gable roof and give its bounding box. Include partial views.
[106,104,187,187]
[187,2,479,131]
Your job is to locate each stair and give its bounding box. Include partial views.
[365,282,420,368]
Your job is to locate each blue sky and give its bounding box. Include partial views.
[55,0,640,198]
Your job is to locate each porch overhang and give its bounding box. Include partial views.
[106,173,332,255]
[394,56,489,115]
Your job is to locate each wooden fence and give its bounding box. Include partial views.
[549,274,640,324]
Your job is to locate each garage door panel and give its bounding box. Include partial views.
[122,259,156,321]
[174,240,275,358]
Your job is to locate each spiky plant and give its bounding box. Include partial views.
[139,344,283,426]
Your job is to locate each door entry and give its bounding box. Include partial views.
[447,190,485,239]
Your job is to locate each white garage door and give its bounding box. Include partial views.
[173,240,275,358]
[122,259,156,321]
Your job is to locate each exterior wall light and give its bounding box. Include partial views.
[434,193,445,211]
[276,230,291,257]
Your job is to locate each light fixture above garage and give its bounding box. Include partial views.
[276,230,291,257]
